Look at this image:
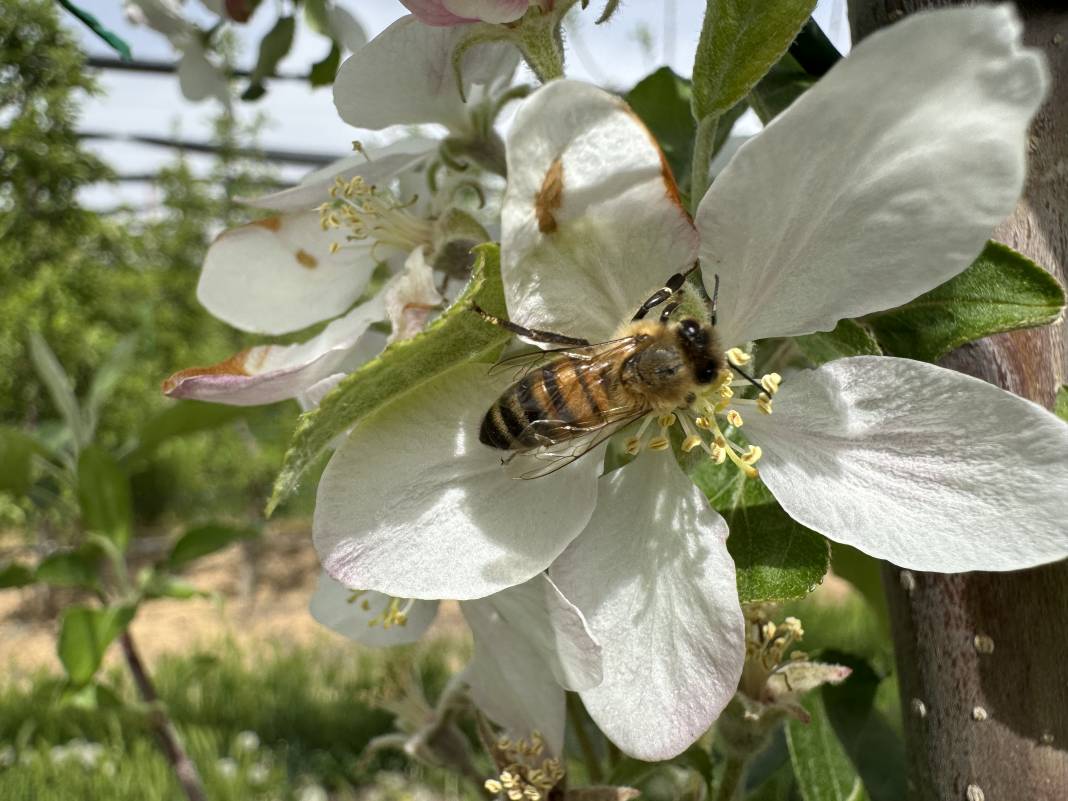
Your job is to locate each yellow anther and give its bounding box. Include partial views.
[711,445,727,464]
[681,434,704,453]
[757,392,774,415]
[695,416,712,430]
[647,436,670,451]
[360,599,371,611]
[486,780,504,794]
[500,772,517,788]
[727,409,744,428]
[624,437,642,455]
[742,445,762,464]
[329,241,340,254]
[524,789,541,800]
[658,413,677,427]
[762,622,777,641]
[718,384,734,400]
[726,347,751,367]
[508,790,523,801]
[761,372,782,394]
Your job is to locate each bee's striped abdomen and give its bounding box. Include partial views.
[479,356,624,451]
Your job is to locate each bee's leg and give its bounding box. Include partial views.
[659,300,681,322]
[470,304,590,346]
[631,260,701,321]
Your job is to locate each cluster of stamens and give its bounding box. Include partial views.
[347,590,414,629]
[625,347,782,479]
[738,607,807,709]
[483,732,564,801]
[319,175,434,256]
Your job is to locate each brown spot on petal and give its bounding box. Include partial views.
[251,216,282,232]
[621,105,690,219]
[162,349,251,394]
[535,157,564,234]
[295,249,318,269]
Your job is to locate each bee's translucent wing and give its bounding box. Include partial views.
[488,337,637,380]
[510,404,647,480]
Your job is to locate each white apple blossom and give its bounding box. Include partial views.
[400,0,536,27]
[313,6,1068,760]
[310,571,602,755]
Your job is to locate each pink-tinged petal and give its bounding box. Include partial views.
[197,211,373,335]
[310,571,439,647]
[745,357,1068,573]
[162,296,384,406]
[502,80,698,344]
[384,248,443,343]
[314,363,601,601]
[239,138,437,214]
[463,573,603,755]
[443,0,529,24]
[334,16,517,132]
[697,6,1048,346]
[399,0,474,26]
[551,454,745,761]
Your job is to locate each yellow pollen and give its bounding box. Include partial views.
[761,372,782,394]
[711,445,727,464]
[742,445,762,464]
[727,409,744,428]
[647,435,670,451]
[681,434,704,453]
[726,347,751,367]
[695,416,713,430]
[658,413,677,427]
[718,384,734,400]
[486,780,504,794]
[624,437,642,456]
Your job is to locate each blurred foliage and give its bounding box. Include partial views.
[0,0,308,533]
[0,641,479,800]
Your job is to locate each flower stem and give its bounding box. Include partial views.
[119,631,207,801]
[690,114,719,213]
[713,755,747,801]
[566,692,603,784]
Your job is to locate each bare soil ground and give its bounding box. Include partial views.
[0,521,466,677]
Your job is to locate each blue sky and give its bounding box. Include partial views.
[67,1,849,209]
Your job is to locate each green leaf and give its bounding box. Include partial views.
[77,445,133,552]
[129,401,246,462]
[0,426,46,495]
[1055,386,1068,423]
[167,523,257,569]
[244,15,296,99]
[865,241,1066,363]
[819,653,906,801]
[749,52,816,124]
[310,43,341,87]
[793,319,882,366]
[692,0,816,122]
[684,453,829,603]
[36,548,100,590]
[0,562,36,589]
[626,67,695,191]
[787,689,870,801]
[139,568,211,600]
[57,604,136,686]
[303,0,330,34]
[830,544,889,636]
[268,242,509,514]
[55,0,132,61]
[29,332,86,450]
[84,336,136,441]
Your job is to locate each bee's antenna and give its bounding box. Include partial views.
[711,274,720,327]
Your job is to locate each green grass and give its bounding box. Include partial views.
[0,640,478,800]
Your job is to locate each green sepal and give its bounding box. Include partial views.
[267,243,510,515]
[793,319,882,366]
[681,446,829,604]
[864,240,1065,363]
[691,0,816,122]
[57,604,137,686]
[787,688,871,801]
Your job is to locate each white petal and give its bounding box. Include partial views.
[502,81,698,343]
[298,373,346,412]
[443,0,528,24]
[399,0,471,26]
[697,6,1048,346]
[177,42,229,104]
[326,4,368,52]
[550,454,745,761]
[745,357,1068,572]
[197,211,371,335]
[462,571,602,754]
[162,295,384,406]
[240,139,436,213]
[384,248,443,343]
[310,570,439,646]
[333,16,517,133]
[314,363,601,600]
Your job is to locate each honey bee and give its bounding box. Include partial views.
[473,263,734,477]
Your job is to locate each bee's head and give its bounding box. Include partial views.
[676,318,722,384]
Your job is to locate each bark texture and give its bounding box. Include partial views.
[852,3,1068,800]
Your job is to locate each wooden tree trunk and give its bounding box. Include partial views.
[851,3,1068,799]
